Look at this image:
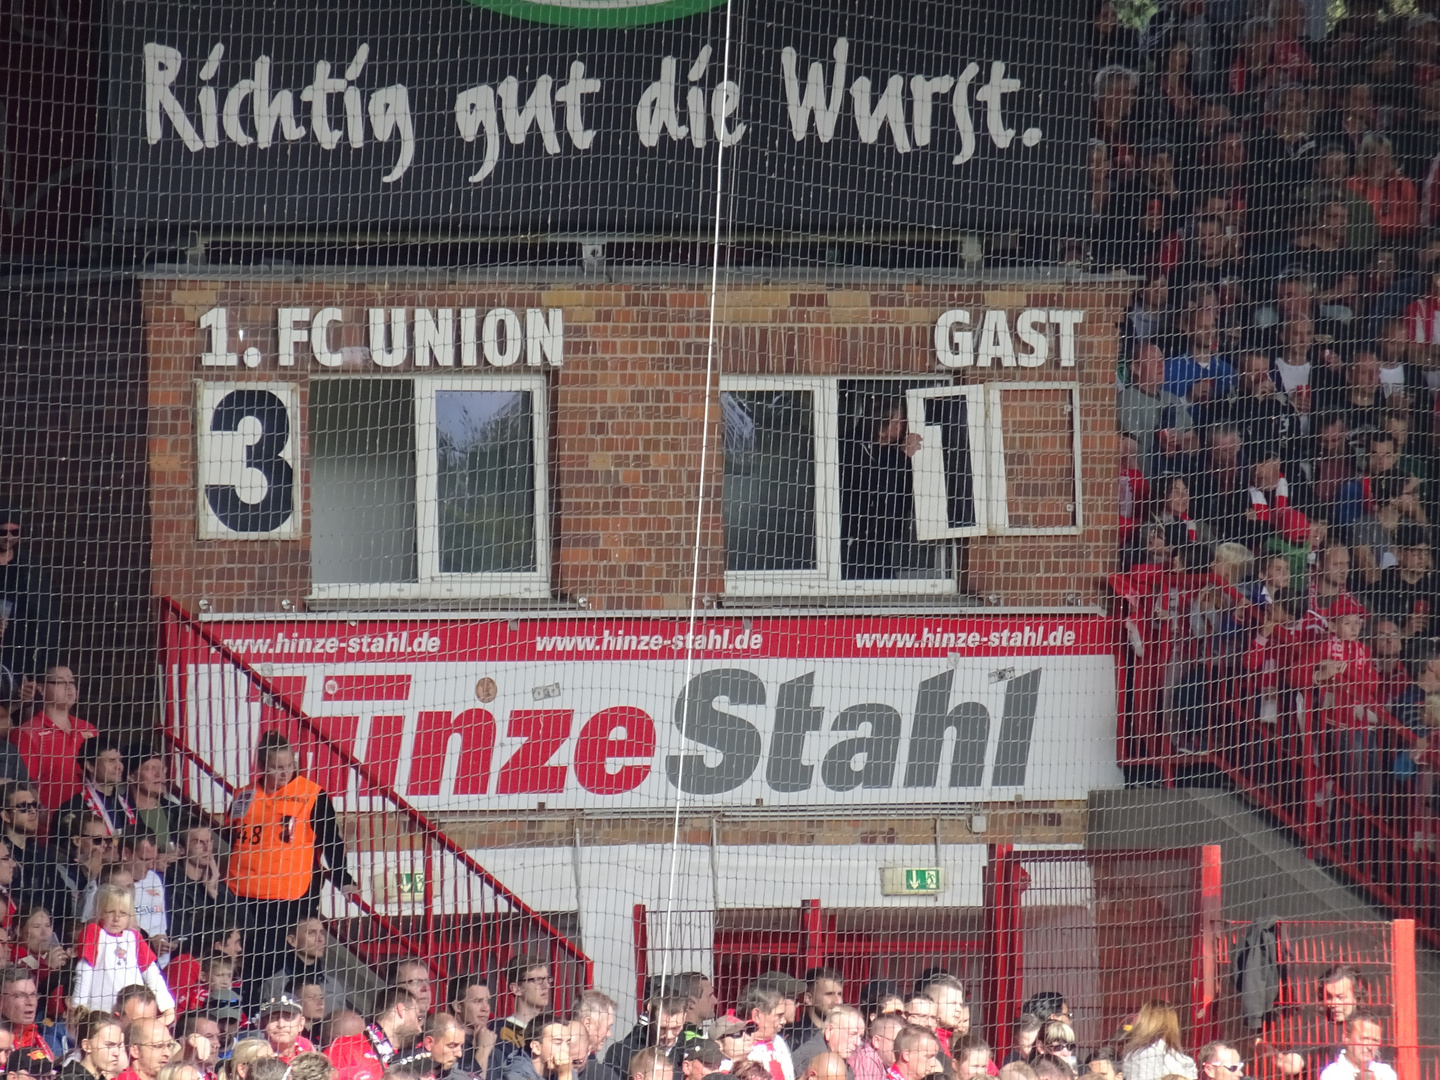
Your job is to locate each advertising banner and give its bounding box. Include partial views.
[108,0,1086,233]
[174,614,1121,812]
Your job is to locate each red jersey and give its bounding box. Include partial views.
[167,953,206,1014]
[272,1036,315,1065]
[1314,638,1380,719]
[327,1026,396,1080]
[10,713,97,811]
[1405,296,1440,345]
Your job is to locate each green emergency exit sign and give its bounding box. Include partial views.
[880,866,944,895]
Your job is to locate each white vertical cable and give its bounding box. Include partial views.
[659,0,738,1000]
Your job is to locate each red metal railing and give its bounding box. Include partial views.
[159,597,593,1003]
[1113,569,1440,952]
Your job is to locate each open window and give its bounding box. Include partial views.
[909,382,1082,539]
[307,375,550,601]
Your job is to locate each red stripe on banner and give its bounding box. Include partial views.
[322,674,413,701]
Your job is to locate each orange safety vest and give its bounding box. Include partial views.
[224,774,322,901]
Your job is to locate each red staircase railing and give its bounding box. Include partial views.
[1113,571,1440,952]
[159,597,593,1002]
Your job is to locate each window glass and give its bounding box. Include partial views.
[310,379,417,585]
[722,390,816,572]
[839,380,949,581]
[434,389,537,574]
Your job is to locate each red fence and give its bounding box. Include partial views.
[160,597,593,1006]
[1114,568,1440,951]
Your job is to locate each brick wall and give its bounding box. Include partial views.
[144,275,1130,612]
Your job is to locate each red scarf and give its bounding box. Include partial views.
[1248,476,1289,521]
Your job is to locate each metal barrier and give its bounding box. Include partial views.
[1112,567,1440,951]
[160,597,593,1004]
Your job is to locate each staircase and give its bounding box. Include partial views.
[159,598,593,1002]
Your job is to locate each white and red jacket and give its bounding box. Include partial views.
[71,922,176,1014]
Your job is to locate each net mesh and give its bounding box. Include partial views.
[0,2,1437,1080]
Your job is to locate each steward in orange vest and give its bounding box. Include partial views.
[225,733,356,902]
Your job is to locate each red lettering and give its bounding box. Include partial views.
[306,715,358,796]
[408,709,497,796]
[359,715,405,795]
[495,710,573,795]
[573,707,655,795]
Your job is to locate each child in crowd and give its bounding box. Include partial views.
[70,884,175,1017]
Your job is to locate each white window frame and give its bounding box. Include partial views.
[307,374,550,602]
[906,383,991,541]
[722,375,957,598]
[985,381,1084,537]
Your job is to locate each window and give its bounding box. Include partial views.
[721,377,1081,597]
[308,375,549,600]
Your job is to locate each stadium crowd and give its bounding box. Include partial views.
[1101,0,1440,827]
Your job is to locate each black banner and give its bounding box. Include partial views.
[107,0,1088,235]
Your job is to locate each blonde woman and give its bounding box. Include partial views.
[219,1039,274,1080]
[1121,1002,1196,1080]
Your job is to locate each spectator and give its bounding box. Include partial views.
[424,1014,470,1080]
[1319,1012,1393,1080]
[1030,1024,1076,1070]
[164,926,242,1019]
[491,956,553,1074]
[163,825,234,944]
[1120,344,1194,478]
[888,1027,939,1080]
[1001,1017,1043,1068]
[174,1014,221,1080]
[294,978,331,1047]
[71,884,176,1019]
[116,986,162,1024]
[121,1018,177,1080]
[223,732,357,986]
[125,751,183,861]
[13,904,67,1019]
[255,996,312,1065]
[570,991,615,1080]
[326,988,423,1080]
[1,965,53,1061]
[64,1011,129,1080]
[852,986,901,1028]
[950,1036,989,1080]
[790,1007,862,1080]
[604,998,683,1079]
[734,985,789,1080]
[392,958,433,1018]
[678,1041,722,1080]
[0,703,32,785]
[1226,352,1298,467]
[1027,1057,1075,1080]
[256,917,346,1017]
[1337,431,1417,527]
[120,832,170,951]
[1196,1042,1242,1080]
[1322,966,1360,1023]
[1,783,61,914]
[626,1049,672,1080]
[1082,1051,1117,1080]
[843,1015,900,1080]
[218,1038,273,1080]
[918,978,965,1052]
[10,666,96,815]
[791,969,843,1046]
[799,1056,846,1080]
[56,740,133,839]
[1123,273,1174,355]
[1349,134,1419,242]
[0,508,59,685]
[286,1055,332,1080]
[1164,302,1237,405]
[1120,1001,1196,1080]
[453,973,497,1076]
[504,1016,573,1080]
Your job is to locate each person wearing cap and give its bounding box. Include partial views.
[326,987,424,1080]
[708,1015,752,1072]
[256,995,313,1065]
[679,1041,722,1080]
